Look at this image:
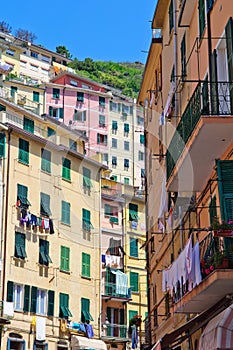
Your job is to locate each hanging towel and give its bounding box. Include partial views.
[36,316,46,341]
[3,301,14,317]
[44,218,49,229]
[49,219,55,234]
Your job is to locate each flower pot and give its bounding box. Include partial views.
[218,257,230,269]
[213,229,233,237]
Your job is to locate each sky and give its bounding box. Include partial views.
[1,0,157,64]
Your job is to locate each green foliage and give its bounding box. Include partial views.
[56,46,72,59]
[68,58,144,99]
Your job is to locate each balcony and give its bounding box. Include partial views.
[103,282,131,301]
[166,81,233,191]
[168,232,233,314]
[101,184,123,202]
[102,323,128,341]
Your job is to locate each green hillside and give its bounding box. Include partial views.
[68,58,145,99]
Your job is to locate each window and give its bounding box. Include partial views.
[13,283,24,311]
[53,88,60,99]
[83,167,92,189]
[110,175,117,182]
[130,238,138,258]
[124,141,130,151]
[217,160,233,221]
[69,139,77,151]
[61,201,70,225]
[62,157,71,181]
[41,55,50,63]
[110,101,118,112]
[82,252,90,277]
[39,239,52,266]
[97,133,107,145]
[41,148,51,173]
[0,132,5,158]
[60,246,70,272]
[130,271,139,292]
[137,116,144,126]
[124,123,130,135]
[6,49,15,56]
[99,115,105,127]
[17,184,31,208]
[99,96,105,107]
[199,0,206,38]
[140,134,145,145]
[129,203,138,222]
[33,91,39,102]
[74,109,86,121]
[40,192,51,216]
[15,232,27,259]
[77,91,84,102]
[31,51,38,59]
[181,34,186,79]
[124,159,129,169]
[31,64,38,72]
[82,208,93,231]
[112,120,118,133]
[36,289,47,315]
[138,151,144,161]
[18,138,29,164]
[141,169,145,178]
[49,106,64,119]
[23,117,34,134]
[59,293,72,318]
[112,156,117,166]
[169,0,174,34]
[112,138,117,148]
[129,310,138,322]
[47,127,56,137]
[104,204,119,218]
[11,86,17,97]
[81,297,93,323]
[124,177,130,185]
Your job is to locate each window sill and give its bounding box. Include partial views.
[60,269,71,275]
[18,160,29,166]
[41,170,51,175]
[62,178,71,183]
[13,256,26,262]
[81,275,91,281]
[61,222,71,227]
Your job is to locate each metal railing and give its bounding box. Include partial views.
[104,282,131,299]
[166,81,233,180]
[105,324,128,338]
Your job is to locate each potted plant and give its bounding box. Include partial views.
[211,217,233,237]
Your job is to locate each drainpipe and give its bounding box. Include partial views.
[173,0,178,125]
[207,7,212,85]
[1,128,12,304]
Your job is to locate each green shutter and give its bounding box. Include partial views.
[169,0,174,33]
[82,252,90,277]
[81,297,93,322]
[77,92,84,102]
[97,133,100,144]
[61,201,70,225]
[47,290,54,317]
[40,192,51,216]
[130,272,139,292]
[23,285,30,312]
[129,310,138,321]
[48,106,53,117]
[15,232,27,259]
[82,208,93,231]
[60,246,70,271]
[140,134,144,144]
[7,281,14,302]
[83,167,92,189]
[129,203,138,222]
[199,0,205,38]
[62,158,71,181]
[41,149,51,173]
[217,160,233,221]
[0,133,5,158]
[59,108,64,119]
[23,117,34,133]
[47,127,56,137]
[39,239,52,266]
[209,195,217,226]
[181,34,186,78]
[33,91,39,102]
[30,286,37,313]
[105,204,111,216]
[53,88,60,99]
[124,123,129,133]
[17,184,31,208]
[60,293,72,318]
[18,138,29,164]
[112,121,118,130]
[226,17,233,113]
[130,238,138,258]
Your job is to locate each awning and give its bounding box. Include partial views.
[198,304,233,350]
[71,335,107,350]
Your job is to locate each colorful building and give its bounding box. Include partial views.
[138,0,233,349]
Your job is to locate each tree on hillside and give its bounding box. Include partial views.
[15,29,37,43]
[0,21,12,34]
[56,46,72,59]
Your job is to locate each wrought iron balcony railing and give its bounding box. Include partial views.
[166,81,233,180]
[104,282,131,299]
[105,323,128,338]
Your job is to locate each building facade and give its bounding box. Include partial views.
[138,0,233,349]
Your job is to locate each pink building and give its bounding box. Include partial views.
[44,71,112,157]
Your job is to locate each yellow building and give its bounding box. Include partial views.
[138,0,233,349]
[0,98,107,350]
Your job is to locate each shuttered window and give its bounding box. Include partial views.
[23,117,34,134]
[81,297,93,323]
[18,138,29,164]
[15,232,27,259]
[33,91,39,102]
[23,285,30,312]
[130,272,139,292]
[61,201,70,225]
[83,167,92,189]
[82,252,90,278]
[217,160,233,221]
[30,286,37,313]
[82,209,93,231]
[59,293,72,318]
[40,192,51,216]
[41,148,51,173]
[129,203,138,222]
[39,239,52,266]
[47,290,54,317]
[169,0,174,34]
[7,281,14,302]
[77,91,84,102]
[181,34,186,79]
[60,246,70,272]
[62,157,71,181]
[17,184,31,208]
[0,133,5,158]
[130,238,138,258]
[53,88,60,99]
[199,0,206,38]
